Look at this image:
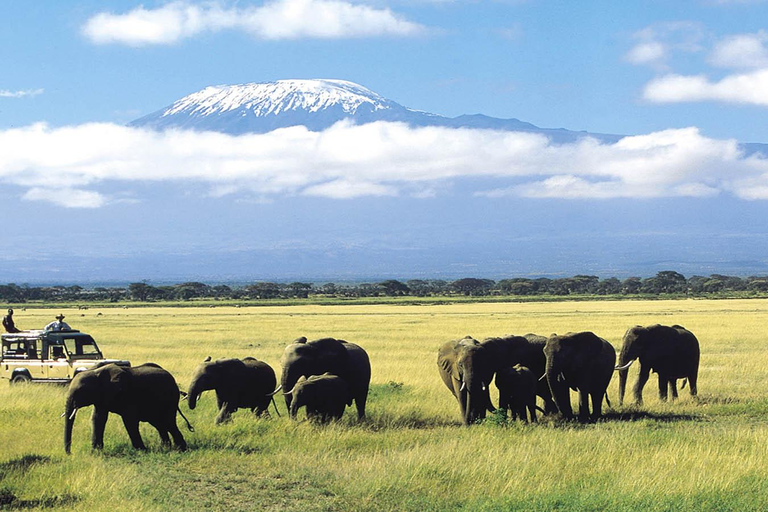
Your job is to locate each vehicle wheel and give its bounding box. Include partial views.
[11,374,31,384]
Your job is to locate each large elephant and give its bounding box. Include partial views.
[437,333,555,425]
[64,363,188,454]
[544,332,616,421]
[286,373,351,423]
[617,324,700,405]
[187,356,278,424]
[280,337,371,420]
[495,364,538,423]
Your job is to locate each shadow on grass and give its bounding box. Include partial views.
[0,454,78,510]
[600,409,703,423]
[0,455,49,480]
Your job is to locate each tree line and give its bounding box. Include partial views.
[2,271,768,303]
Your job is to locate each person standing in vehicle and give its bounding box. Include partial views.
[44,314,71,331]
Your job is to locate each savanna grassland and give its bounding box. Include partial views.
[2,299,768,511]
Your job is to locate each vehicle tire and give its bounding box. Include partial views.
[11,374,31,384]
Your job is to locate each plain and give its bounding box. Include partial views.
[1,299,767,511]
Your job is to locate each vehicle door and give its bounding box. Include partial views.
[45,342,71,380]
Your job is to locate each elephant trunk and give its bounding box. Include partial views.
[545,358,571,418]
[616,347,635,405]
[462,370,491,425]
[187,378,207,410]
[289,396,300,419]
[64,394,76,454]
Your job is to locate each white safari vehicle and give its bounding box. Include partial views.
[1,330,129,384]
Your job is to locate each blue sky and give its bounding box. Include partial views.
[2,1,768,282]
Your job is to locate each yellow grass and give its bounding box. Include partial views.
[2,299,768,510]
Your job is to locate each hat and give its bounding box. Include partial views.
[56,314,65,320]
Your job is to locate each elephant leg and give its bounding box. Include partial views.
[658,375,668,401]
[354,392,368,420]
[634,364,651,404]
[154,425,171,447]
[121,415,146,450]
[577,388,590,421]
[91,408,109,450]
[688,373,698,397]
[166,420,187,451]
[215,402,238,424]
[528,403,537,423]
[517,405,528,424]
[670,380,679,401]
[590,390,604,421]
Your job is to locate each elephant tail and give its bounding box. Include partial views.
[680,378,688,390]
[177,406,195,433]
[271,397,282,418]
[604,391,612,409]
[535,405,546,415]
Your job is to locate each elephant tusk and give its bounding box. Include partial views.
[538,373,546,381]
[267,384,283,397]
[614,360,634,371]
[68,408,78,421]
[557,373,565,383]
[181,394,188,401]
[460,381,466,392]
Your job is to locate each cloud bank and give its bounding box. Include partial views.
[1,121,767,208]
[82,0,426,45]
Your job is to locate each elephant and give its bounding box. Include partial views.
[437,333,555,425]
[616,324,700,405]
[187,356,278,424]
[495,364,538,423]
[543,332,616,421]
[286,372,351,423]
[280,337,371,420]
[64,363,188,454]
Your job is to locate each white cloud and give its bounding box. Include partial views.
[625,22,704,70]
[22,188,107,208]
[82,0,426,45]
[0,89,44,98]
[643,69,768,105]
[1,121,767,207]
[709,31,768,69]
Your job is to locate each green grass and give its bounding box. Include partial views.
[2,299,768,510]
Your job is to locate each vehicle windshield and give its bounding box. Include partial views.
[63,336,102,358]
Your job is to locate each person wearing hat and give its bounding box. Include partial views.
[2,308,20,333]
[44,314,71,332]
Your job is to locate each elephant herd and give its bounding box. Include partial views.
[437,324,700,425]
[62,324,700,453]
[63,337,371,454]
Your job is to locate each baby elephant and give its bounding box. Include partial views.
[287,373,351,423]
[187,357,278,424]
[495,364,539,423]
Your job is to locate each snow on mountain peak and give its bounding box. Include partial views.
[162,79,396,118]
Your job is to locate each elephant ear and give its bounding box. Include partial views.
[437,341,461,381]
[99,364,131,403]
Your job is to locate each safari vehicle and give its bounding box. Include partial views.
[1,330,129,384]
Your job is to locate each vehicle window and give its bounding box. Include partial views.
[50,345,66,359]
[2,341,30,358]
[63,336,101,357]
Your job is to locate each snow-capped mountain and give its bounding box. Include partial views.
[129,79,620,143]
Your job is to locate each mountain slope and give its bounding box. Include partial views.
[129,78,621,143]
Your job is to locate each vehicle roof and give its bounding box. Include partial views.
[1,330,89,341]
